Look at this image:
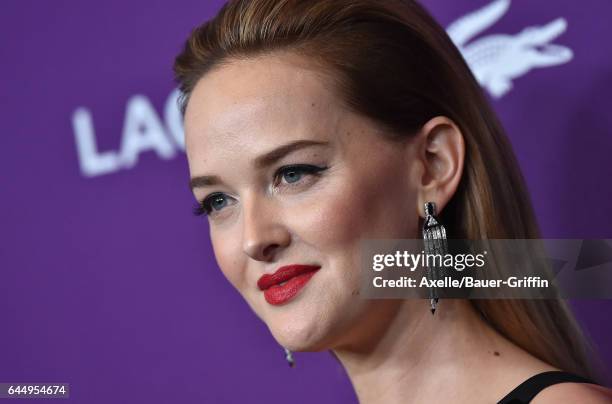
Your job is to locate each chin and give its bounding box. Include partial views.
[267,314,336,352]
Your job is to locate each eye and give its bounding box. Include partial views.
[193,193,236,217]
[273,164,328,188]
[192,164,328,218]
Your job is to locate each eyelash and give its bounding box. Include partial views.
[192,164,329,217]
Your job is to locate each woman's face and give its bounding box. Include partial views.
[184,53,421,351]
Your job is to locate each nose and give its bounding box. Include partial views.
[241,192,291,262]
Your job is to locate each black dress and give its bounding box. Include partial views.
[497,370,598,403]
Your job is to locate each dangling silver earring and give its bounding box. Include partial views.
[422,202,448,315]
[283,347,295,367]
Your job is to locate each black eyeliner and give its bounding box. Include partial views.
[192,164,329,217]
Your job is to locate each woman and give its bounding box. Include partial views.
[173,0,611,402]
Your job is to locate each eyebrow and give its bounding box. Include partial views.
[189,139,330,190]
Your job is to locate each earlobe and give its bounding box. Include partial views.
[414,116,465,217]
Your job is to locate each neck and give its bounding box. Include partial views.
[331,299,517,403]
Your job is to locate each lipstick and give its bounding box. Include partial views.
[257,264,320,306]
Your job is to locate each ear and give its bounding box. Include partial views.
[411,116,465,218]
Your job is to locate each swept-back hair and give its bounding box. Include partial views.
[174,0,601,381]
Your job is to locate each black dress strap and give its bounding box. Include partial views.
[497,370,596,404]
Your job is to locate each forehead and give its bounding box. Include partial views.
[183,54,346,165]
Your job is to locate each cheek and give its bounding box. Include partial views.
[292,168,418,251]
[210,227,245,291]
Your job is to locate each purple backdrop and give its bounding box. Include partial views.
[1,0,611,402]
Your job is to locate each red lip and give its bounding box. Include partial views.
[257,264,321,306]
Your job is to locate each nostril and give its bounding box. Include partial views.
[262,244,280,260]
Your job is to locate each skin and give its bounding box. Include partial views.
[184,53,611,403]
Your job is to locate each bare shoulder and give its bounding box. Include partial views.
[532,382,612,403]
